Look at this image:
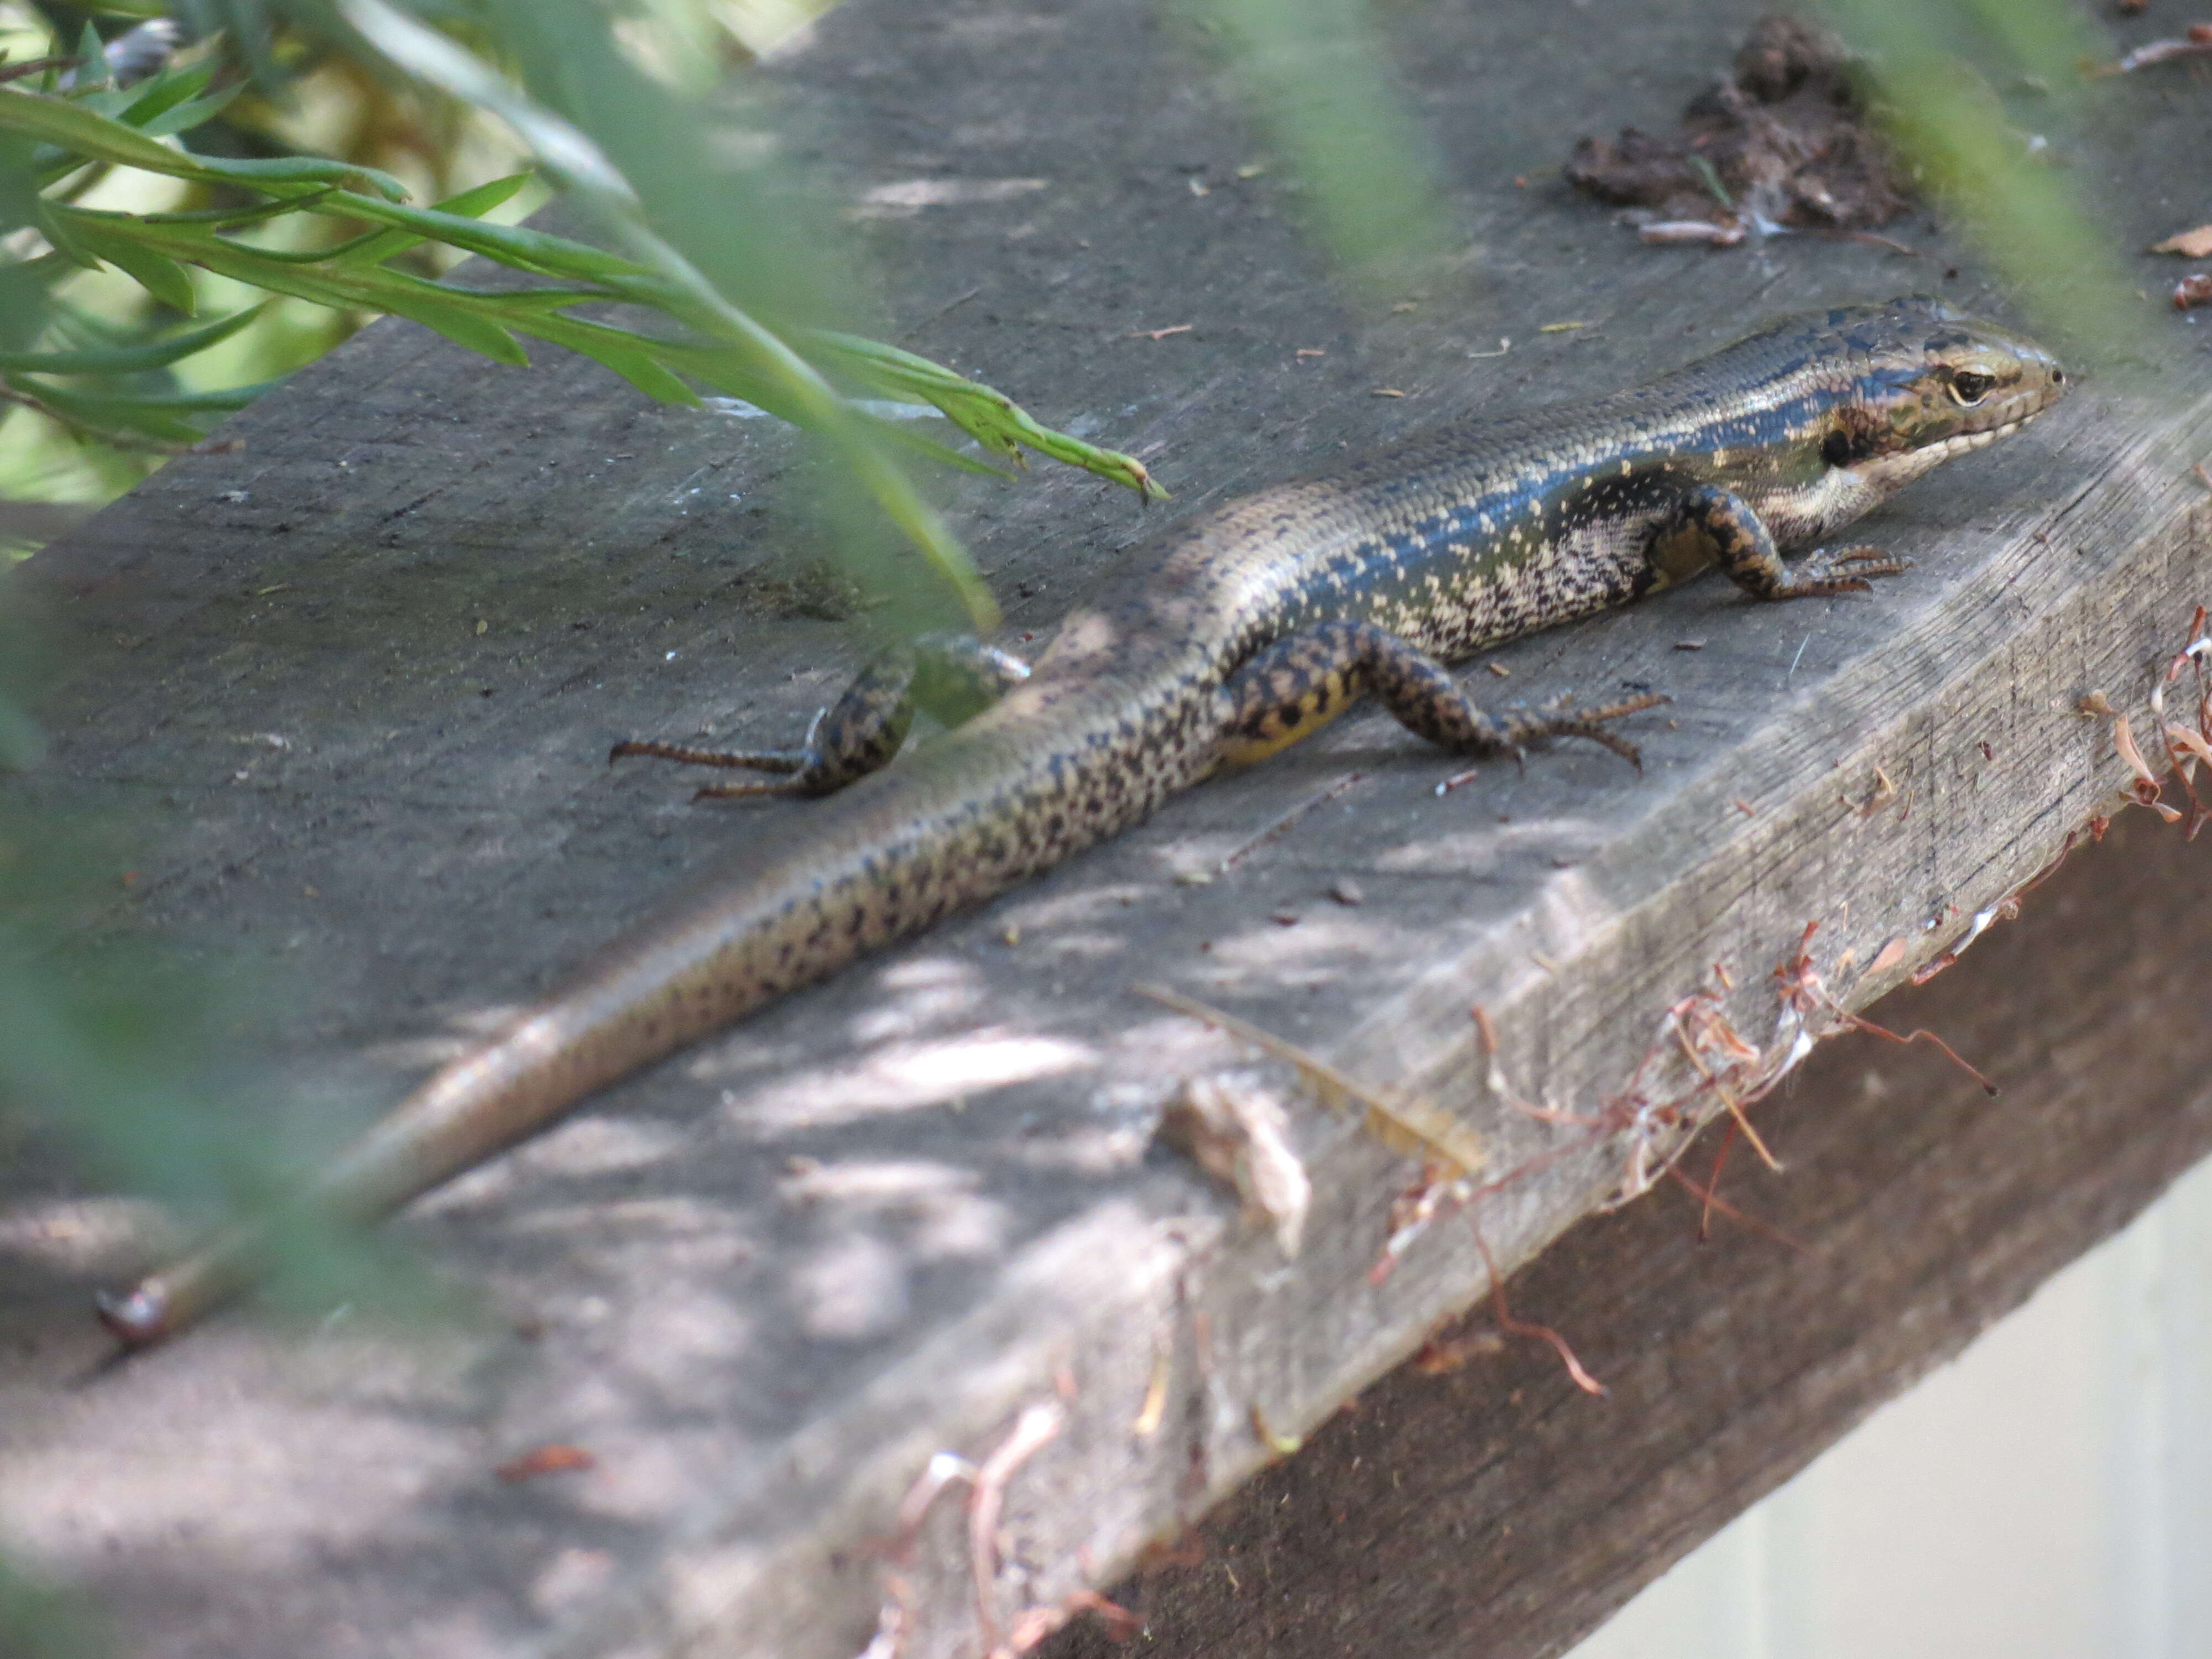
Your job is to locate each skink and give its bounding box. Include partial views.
[98,294,2065,1347]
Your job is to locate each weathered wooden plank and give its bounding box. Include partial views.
[2,1,2208,1657]
[1042,801,2212,1659]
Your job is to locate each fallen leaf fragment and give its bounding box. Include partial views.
[2114,713,2186,822]
[1640,218,1747,246]
[1865,937,1909,977]
[2095,24,2212,74]
[1412,1328,1505,1375]
[1250,1404,1303,1455]
[1131,1342,1171,1438]
[2152,226,2212,258]
[2174,274,2212,311]
[1157,1073,1312,1256]
[497,1444,596,1482]
[2114,713,2163,789]
[2168,723,2212,768]
[1139,984,1485,1177]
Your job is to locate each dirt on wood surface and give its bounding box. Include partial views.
[1565,14,1911,234]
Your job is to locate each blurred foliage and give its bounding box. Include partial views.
[0,1552,105,1659]
[1185,0,1455,300]
[1820,0,2154,371]
[0,0,1158,607]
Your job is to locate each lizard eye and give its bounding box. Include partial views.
[1947,371,1996,407]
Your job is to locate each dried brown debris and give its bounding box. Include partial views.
[1138,983,1486,1180]
[1157,1073,1312,1256]
[2174,273,2212,312]
[2151,226,2212,258]
[494,1443,596,1481]
[874,1400,1129,1659]
[1564,15,1911,241]
[2090,22,2212,74]
[2084,606,2212,835]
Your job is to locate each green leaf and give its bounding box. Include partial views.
[582,347,697,404]
[136,188,336,227]
[11,375,202,441]
[217,224,398,264]
[315,191,645,280]
[137,88,244,140]
[858,415,1016,479]
[182,152,410,197]
[30,202,106,273]
[405,304,528,366]
[0,302,265,373]
[14,377,280,415]
[70,223,196,311]
[1,83,215,173]
[436,171,534,218]
[322,169,536,267]
[0,85,409,200]
[116,61,223,129]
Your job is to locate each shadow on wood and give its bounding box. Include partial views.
[1045,804,2212,1659]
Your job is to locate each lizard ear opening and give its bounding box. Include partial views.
[1822,430,1854,468]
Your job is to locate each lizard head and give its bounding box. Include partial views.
[1815,295,2067,491]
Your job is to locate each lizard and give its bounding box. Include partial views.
[96,294,2066,1348]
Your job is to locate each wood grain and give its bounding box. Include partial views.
[1,1,2207,1656]
[1044,801,2212,1659]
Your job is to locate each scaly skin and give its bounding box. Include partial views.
[98,296,2066,1347]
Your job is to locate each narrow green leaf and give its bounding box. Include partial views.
[0,84,207,174]
[13,377,281,414]
[810,328,1165,500]
[0,85,408,200]
[472,286,614,315]
[0,302,266,373]
[12,375,202,441]
[437,171,534,218]
[406,305,529,366]
[117,61,223,129]
[218,225,398,264]
[73,22,103,84]
[134,189,335,227]
[315,192,646,280]
[859,416,1016,479]
[31,203,107,273]
[181,153,409,199]
[137,89,244,140]
[82,231,196,311]
[585,347,698,405]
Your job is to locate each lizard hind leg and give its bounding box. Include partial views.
[1214,619,1662,773]
[1662,483,1908,601]
[611,632,1032,801]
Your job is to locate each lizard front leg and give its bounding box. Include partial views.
[1213,620,1662,771]
[612,632,1031,799]
[1656,483,1908,601]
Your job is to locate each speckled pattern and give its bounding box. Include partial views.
[98,296,2066,1347]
